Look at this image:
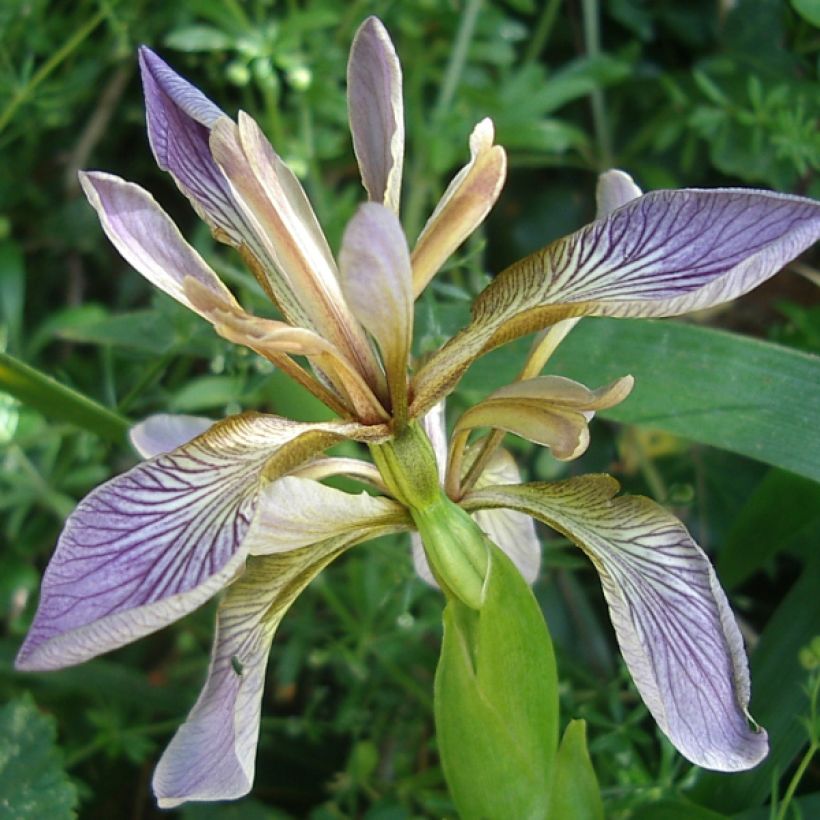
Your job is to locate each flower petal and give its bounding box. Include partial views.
[139,47,247,244]
[470,449,541,585]
[15,413,387,671]
[411,188,820,418]
[130,414,214,458]
[348,16,404,214]
[339,203,413,411]
[453,376,633,460]
[153,523,407,806]
[154,543,351,805]
[596,169,642,218]
[241,475,408,555]
[411,119,507,297]
[79,171,240,318]
[464,476,769,771]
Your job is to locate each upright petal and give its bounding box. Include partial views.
[347,16,404,214]
[16,414,387,671]
[79,171,240,319]
[138,47,248,245]
[596,169,642,218]
[412,188,820,418]
[340,203,413,413]
[130,414,214,458]
[411,119,507,297]
[153,524,406,806]
[464,476,769,771]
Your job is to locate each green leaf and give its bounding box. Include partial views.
[791,0,820,27]
[717,469,820,589]
[434,541,559,819]
[547,720,604,820]
[688,554,820,812]
[0,239,24,353]
[56,310,176,354]
[164,25,235,52]
[630,799,727,819]
[0,693,78,819]
[461,318,820,482]
[0,351,129,442]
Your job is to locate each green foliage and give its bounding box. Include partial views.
[0,693,78,819]
[1,0,818,817]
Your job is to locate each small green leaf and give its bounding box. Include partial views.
[164,25,234,52]
[630,799,727,819]
[434,541,559,819]
[0,351,129,442]
[547,720,604,820]
[792,0,820,27]
[56,310,176,354]
[0,693,78,820]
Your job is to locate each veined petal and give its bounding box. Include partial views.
[241,475,408,555]
[411,188,819,418]
[15,413,388,671]
[79,171,240,319]
[453,375,633,460]
[596,169,642,218]
[130,414,214,458]
[139,47,248,245]
[348,16,404,213]
[290,457,387,492]
[419,400,448,477]
[411,119,507,297]
[340,203,413,411]
[464,476,768,771]
[154,523,399,807]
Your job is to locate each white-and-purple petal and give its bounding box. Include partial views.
[130,414,214,459]
[464,476,768,771]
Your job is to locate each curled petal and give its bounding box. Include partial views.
[340,203,413,411]
[464,476,769,771]
[130,414,214,458]
[596,169,642,218]
[348,16,404,213]
[411,119,507,297]
[79,172,240,319]
[453,375,633,460]
[139,47,248,244]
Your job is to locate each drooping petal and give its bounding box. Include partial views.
[79,171,241,319]
[130,414,214,458]
[340,203,413,411]
[596,169,642,218]
[241,476,408,555]
[138,47,248,244]
[154,539,368,805]
[347,16,404,214]
[15,414,388,671]
[464,476,768,771]
[289,457,387,492]
[411,188,820,418]
[453,375,633,460]
[411,119,507,297]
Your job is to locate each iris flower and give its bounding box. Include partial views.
[15,16,820,809]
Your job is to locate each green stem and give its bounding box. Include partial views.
[523,0,563,65]
[774,741,818,820]
[0,10,106,133]
[580,0,612,168]
[433,0,482,121]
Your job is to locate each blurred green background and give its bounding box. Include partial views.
[1,0,819,817]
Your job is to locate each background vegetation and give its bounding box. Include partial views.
[1,0,819,817]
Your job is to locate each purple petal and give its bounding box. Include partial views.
[138,47,247,244]
[16,413,373,671]
[347,17,404,213]
[465,477,769,771]
[130,414,214,458]
[154,512,403,806]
